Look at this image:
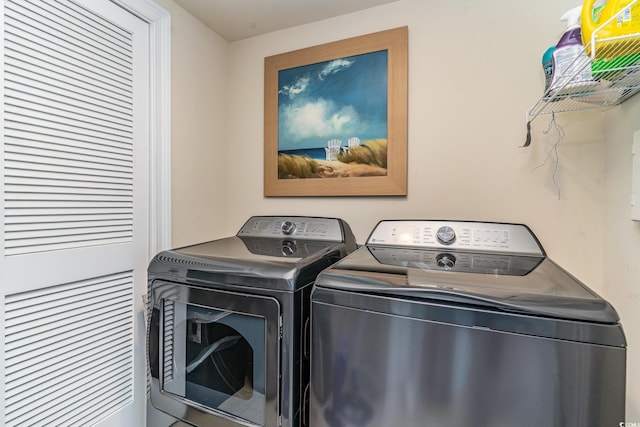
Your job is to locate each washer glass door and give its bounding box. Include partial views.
[150,282,281,427]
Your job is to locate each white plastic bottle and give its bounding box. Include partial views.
[549,6,597,96]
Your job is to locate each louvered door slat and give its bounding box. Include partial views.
[5,136,130,165]
[38,0,130,44]
[6,0,132,67]
[10,0,132,50]
[5,217,130,229]
[4,42,132,100]
[4,112,133,144]
[6,207,132,216]
[38,0,131,50]
[5,103,133,137]
[5,94,133,131]
[5,169,132,186]
[4,83,132,122]
[4,168,131,185]
[4,49,133,104]
[48,377,130,426]
[5,198,132,208]
[4,122,133,151]
[6,191,131,201]
[6,290,131,337]
[6,314,128,376]
[5,152,133,177]
[7,362,131,426]
[5,139,132,166]
[6,338,130,398]
[3,0,135,258]
[4,132,132,159]
[5,212,131,224]
[5,276,131,320]
[5,225,133,241]
[5,88,133,126]
[6,319,131,386]
[7,349,131,415]
[7,226,133,242]
[5,310,131,368]
[4,272,134,427]
[4,34,132,98]
[6,321,131,388]
[4,4,133,82]
[7,330,130,389]
[5,184,132,197]
[5,232,132,253]
[4,158,132,184]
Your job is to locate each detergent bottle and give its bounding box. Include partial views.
[542,46,556,93]
[591,0,609,22]
[549,6,597,95]
[581,0,640,57]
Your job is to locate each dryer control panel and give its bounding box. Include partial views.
[237,216,346,242]
[367,220,544,256]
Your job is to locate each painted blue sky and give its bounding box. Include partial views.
[277,50,388,151]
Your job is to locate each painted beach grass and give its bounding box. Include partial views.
[278,139,387,179]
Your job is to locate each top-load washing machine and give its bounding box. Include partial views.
[310,220,626,427]
[147,216,356,427]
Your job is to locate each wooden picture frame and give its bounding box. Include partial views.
[264,27,408,197]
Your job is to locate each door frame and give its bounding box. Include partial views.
[112,0,172,256]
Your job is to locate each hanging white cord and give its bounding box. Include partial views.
[531,113,564,199]
[185,335,242,374]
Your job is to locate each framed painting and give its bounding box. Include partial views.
[264,26,408,196]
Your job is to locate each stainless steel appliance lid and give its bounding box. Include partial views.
[315,220,620,324]
[148,216,356,291]
[172,236,340,263]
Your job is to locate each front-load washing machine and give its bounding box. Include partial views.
[147,216,356,427]
[310,220,626,427]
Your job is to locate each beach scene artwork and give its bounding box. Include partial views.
[277,50,388,179]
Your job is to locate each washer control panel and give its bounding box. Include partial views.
[237,216,345,242]
[367,220,544,256]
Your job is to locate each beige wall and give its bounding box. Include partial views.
[163,0,639,420]
[604,100,640,419]
[227,0,606,288]
[154,0,230,247]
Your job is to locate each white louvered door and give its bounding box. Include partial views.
[1,1,150,426]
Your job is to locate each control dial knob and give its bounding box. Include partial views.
[281,220,296,235]
[281,240,297,257]
[436,226,456,245]
[436,253,456,270]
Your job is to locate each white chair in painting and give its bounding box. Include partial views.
[341,137,361,153]
[324,139,342,161]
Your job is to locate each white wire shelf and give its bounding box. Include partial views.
[525,1,640,146]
